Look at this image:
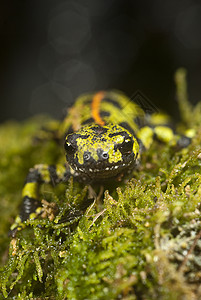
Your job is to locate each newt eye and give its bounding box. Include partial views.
[120,138,133,154]
[64,142,76,155]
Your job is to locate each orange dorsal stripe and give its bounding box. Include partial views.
[91,91,105,126]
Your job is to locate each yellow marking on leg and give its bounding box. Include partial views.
[185,128,196,138]
[36,207,43,214]
[10,215,26,231]
[154,126,174,143]
[22,182,38,198]
[28,207,43,221]
[10,215,21,230]
[137,126,154,149]
[29,212,37,220]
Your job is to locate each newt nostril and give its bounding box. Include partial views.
[97,148,109,161]
[83,152,91,161]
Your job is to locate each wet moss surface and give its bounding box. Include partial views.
[0,69,201,299]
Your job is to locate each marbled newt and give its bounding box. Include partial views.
[10,90,193,236]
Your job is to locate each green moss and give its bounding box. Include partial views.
[0,70,201,299]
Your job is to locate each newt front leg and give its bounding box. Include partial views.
[9,164,70,237]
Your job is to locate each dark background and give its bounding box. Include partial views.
[1,0,201,122]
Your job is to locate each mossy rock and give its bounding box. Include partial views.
[0,69,201,299]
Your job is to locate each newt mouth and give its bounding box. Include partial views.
[71,160,134,179]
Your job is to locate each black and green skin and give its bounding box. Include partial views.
[10,90,192,236]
